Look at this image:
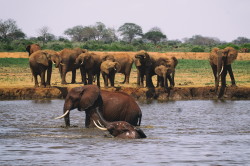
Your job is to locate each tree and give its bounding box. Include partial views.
[64,25,85,42]
[37,26,51,45]
[144,27,167,45]
[0,19,25,41]
[232,37,250,44]
[183,35,221,46]
[118,23,143,43]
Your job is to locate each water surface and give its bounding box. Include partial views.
[0,100,250,165]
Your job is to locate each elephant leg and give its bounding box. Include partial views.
[71,69,76,84]
[172,72,175,87]
[110,74,115,87]
[46,66,52,87]
[211,64,217,87]
[218,66,228,98]
[96,74,100,87]
[103,74,108,88]
[146,73,154,88]
[80,68,87,85]
[40,71,46,88]
[136,70,141,86]
[61,67,67,84]
[34,74,39,87]
[87,73,93,84]
[227,64,236,86]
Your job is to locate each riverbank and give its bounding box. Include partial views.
[1,86,250,100]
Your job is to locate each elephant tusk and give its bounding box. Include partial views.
[93,120,107,131]
[60,63,65,66]
[219,66,224,76]
[54,110,70,119]
[80,61,83,65]
[52,61,56,64]
[97,120,104,127]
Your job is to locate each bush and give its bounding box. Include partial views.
[190,47,205,52]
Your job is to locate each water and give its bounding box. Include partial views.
[0,99,250,166]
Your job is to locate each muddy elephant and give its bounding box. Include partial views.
[209,47,238,98]
[59,48,87,84]
[29,50,61,87]
[100,59,121,88]
[102,53,134,84]
[93,110,146,139]
[26,44,41,56]
[154,57,178,89]
[134,50,158,88]
[75,51,101,87]
[54,85,142,128]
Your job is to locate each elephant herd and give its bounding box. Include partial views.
[27,44,238,98]
[26,44,239,139]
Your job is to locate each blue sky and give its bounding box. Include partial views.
[1,0,250,42]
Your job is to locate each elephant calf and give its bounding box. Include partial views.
[94,110,146,139]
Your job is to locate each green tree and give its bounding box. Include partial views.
[0,19,25,41]
[118,23,143,43]
[144,27,167,45]
[64,25,85,42]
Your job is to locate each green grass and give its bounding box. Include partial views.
[0,58,29,68]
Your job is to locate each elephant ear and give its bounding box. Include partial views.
[37,51,49,66]
[115,62,121,72]
[101,61,110,74]
[224,47,238,64]
[80,86,101,110]
[171,56,178,68]
[155,66,164,77]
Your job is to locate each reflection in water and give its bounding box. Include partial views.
[0,99,250,165]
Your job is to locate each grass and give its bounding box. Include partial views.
[0,58,29,68]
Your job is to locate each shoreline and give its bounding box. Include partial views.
[1,86,250,101]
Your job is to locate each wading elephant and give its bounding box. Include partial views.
[154,57,178,89]
[54,85,142,128]
[26,44,41,56]
[93,110,146,139]
[100,59,121,87]
[209,47,238,98]
[102,53,134,84]
[59,48,87,84]
[29,50,61,87]
[134,50,157,88]
[75,51,101,87]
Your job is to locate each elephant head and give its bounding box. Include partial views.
[43,50,61,68]
[26,44,41,56]
[54,85,103,127]
[93,110,146,139]
[75,52,94,68]
[101,60,121,74]
[134,50,151,67]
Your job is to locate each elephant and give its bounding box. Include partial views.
[154,57,178,89]
[75,51,101,87]
[93,110,146,139]
[54,85,142,128]
[209,47,238,98]
[29,49,61,87]
[59,48,87,84]
[102,53,134,84]
[100,59,121,88]
[134,50,158,88]
[26,44,41,56]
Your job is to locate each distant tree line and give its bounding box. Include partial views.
[1,18,250,52]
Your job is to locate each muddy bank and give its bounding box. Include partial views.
[0,86,250,101]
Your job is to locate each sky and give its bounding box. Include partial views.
[1,0,250,42]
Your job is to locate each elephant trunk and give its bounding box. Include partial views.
[216,51,223,91]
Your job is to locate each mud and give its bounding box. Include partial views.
[0,86,249,100]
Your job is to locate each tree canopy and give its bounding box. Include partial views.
[144,27,167,45]
[118,23,143,43]
[0,19,25,41]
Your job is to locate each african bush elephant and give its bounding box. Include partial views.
[26,44,41,56]
[75,51,101,87]
[93,110,146,139]
[54,85,142,128]
[29,50,61,87]
[102,53,134,84]
[209,47,238,98]
[134,50,157,88]
[59,48,87,84]
[100,59,121,88]
[154,57,178,89]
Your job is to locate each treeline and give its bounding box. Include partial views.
[1,18,250,52]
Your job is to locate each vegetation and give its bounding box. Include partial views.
[1,18,250,52]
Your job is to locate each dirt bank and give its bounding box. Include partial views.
[1,86,249,101]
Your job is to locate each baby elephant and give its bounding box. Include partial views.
[94,110,146,139]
